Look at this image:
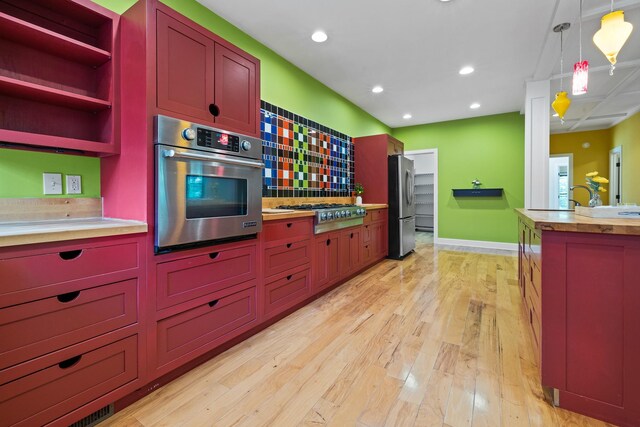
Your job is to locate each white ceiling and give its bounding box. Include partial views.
[197,0,640,132]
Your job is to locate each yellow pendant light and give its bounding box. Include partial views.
[552,92,571,121]
[552,23,571,123]
[593,8,633,75]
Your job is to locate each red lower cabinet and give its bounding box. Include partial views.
[0,334,138,427]
[262,267,311,319]
[313,232,340,291]
[155,283,257,372]
[340,227,363,276]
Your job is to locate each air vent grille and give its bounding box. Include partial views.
[68,404,114,427]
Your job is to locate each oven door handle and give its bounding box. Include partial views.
[162,149,264,169]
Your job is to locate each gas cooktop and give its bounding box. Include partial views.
[277,203,366,234]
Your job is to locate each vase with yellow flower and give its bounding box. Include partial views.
[585,171,608,207]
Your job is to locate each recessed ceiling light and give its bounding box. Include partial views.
[311,31,328,43]
[470,103,481,109]
[459,66,474,75]
[403,114,412,119]
[372,86,384,94]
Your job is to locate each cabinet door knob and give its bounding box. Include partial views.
[57,291,81,303]
[350,233,354,239]
[208,299,220,308]
[209,104,220,117]
[287,243,292,248]
[326,239,331,246]
[287,275,292,280]
[59,249,83,260]
[287,223,293,228]
[58,355,82,369]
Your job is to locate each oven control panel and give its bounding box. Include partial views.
[196,128,240,152]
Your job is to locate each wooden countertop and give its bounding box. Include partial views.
[0,218,148,248]
[262,204,388,222]
[515,209,640,236]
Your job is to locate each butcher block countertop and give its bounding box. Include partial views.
[0,218,148,248]
[262,204,388,222]
[515,209,640,236]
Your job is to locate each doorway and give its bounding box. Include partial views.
[404,149,438,239]
[549,154,573,209]
[609,146,622,206]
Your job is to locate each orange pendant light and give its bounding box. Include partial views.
[593,9,633,75]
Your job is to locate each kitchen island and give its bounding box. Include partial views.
[515,209,640,427]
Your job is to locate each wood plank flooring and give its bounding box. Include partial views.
[102,233,613,427]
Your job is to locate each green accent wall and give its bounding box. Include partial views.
[0,149,100,198]
[1,0,389,199]
[392,112,525,244]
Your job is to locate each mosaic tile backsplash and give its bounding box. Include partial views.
[261,101,354,198]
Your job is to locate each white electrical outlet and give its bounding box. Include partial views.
[43,173,62,195]
[66,175,82,194]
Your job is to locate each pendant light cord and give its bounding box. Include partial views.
[560,29,564,90]
[611,0,614,12]
[579,0,583,61]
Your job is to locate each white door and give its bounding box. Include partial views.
[549,155,572,209]
[609,147,622,206]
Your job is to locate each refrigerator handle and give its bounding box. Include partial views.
[406,170,414,206]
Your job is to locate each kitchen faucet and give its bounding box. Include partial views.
[569,199,580,207]
[570,185,593,201]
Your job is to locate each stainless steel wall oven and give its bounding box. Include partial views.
[155,115,263,252]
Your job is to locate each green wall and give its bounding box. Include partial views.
[392,112,525,244]
[0,0,389,199]
[0,149,100,198]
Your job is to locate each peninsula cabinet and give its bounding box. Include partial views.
[0,0,120,155]
[516,210,640,427]
[156,8,259,137]
[0,234,145,427]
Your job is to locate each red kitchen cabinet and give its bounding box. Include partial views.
[354,134,405,204]
[340,227,363,276]
[262,266,311,319]
[313,232,340,291]
[155,9,259,136]
[0,0,120,155]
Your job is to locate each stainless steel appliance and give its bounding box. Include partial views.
[277,203,366,234]
[388,154,415,259]
[155,115,264,252]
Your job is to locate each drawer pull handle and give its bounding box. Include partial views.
[57,291,80,303]
[287,275,292,280]
[286,243,292,248]
[209,103,220,117]
[350,233,354,239]
[326,239,331,246]
[209,252,220,259]
[287,223,293,228]
[58,355,82,369]
[59,249,82,260]
[208,299,219,308]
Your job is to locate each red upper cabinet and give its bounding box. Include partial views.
[155,10,260,137]
[0,0,119,155]
[354,134,405,204]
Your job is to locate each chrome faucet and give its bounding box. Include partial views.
[569,199,581,207]
[570,185,593,201]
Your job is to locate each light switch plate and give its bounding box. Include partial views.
[43,173,62,195]
[66,175,82,194]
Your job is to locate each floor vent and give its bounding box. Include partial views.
[68,404,114,427]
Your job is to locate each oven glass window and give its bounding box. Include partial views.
[185,175,247,218]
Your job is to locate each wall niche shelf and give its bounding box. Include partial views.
[452,188,503,197]
[0,0,119,156]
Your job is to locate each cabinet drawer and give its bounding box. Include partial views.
[263,267,311,318]
[263,240,311,278]
[0,279,137,371]
[156,285,257,368]
[0,335,137,427]
[0,241,138,304]
[263,218,312,243]
[156,245,256,310]
[370,209,386,223]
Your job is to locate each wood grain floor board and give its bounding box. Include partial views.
[101,233,612,427]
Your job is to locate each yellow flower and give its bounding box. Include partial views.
[585,171,599,177]
[592,176,609,183]
[600,187,607,192]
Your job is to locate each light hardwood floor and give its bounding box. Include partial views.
[102,233,613,427]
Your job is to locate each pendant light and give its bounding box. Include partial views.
[573,0,588,95]
[593,0,633,75]
[552,23,571,124]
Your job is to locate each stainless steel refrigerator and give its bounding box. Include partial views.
[388,154,416,259]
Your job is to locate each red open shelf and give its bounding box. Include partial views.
[0,76,111,112]
[0,12,111,66]
[0,129,117,155]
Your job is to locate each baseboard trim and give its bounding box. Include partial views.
[435,237,518,252]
